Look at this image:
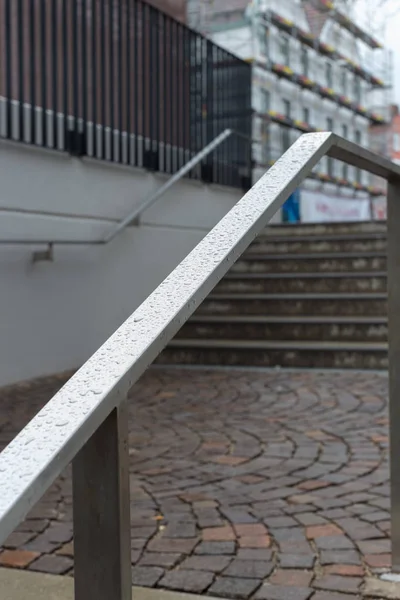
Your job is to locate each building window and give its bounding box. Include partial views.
[303,107,310,124]
[283,99,291,118]
[258,24,269,56]
[353,77,361,103]
[301,47,308,76]
[355,130,362,182]
[280,36,290,65]
[282,127,291,152]
[394,133,400,152]
[341,69,347,94]
[260,89,270,113]
[326,62,333,88]
[342,124,348,179]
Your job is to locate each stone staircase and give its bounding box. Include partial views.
[159,221,388,369]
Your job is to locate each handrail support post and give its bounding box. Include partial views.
[72,399,131,600]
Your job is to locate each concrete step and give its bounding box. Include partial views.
[199,293,387,317]
[160,339,388,370]
[264,221,386,237]
[232,253,386,274]
[248,238,387,254]
[217,272,387,294]
[177,316,388,343]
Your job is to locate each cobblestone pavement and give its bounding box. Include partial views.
[0,368,393,599]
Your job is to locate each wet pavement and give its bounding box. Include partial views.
[0,367,393,599]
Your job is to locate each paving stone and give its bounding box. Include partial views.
[295,513,328,526]
[0,549,40,568]
[147,536,198,553]
[139,553,181,568]
[159,569,214,593]
[44,523,73,543]
[270,569,313,587]
[28,555,73,575]
[255,584,313,600]
[313,574,362,594]
[239,535,271,548]
[3,532,35,548]
[278,554,315,569]
[22,535,61,554]
[234,524,268,537]
[202,526,235,541]
[180,555,231,572]
[237,548,273,561]
[162,522,197,538]
[132,566,164,587]
[324,564,364,577]
[224,559,273,579]
[306,524,343,539]
[364,553,391,568]
[320,550,362,566]
[264,516,298,528]
[315,536,355,550]
[209,576,261,599]
[357,538,391,554]
[16,520,48,534]
[56,542,74,557]
[195,541,235,555]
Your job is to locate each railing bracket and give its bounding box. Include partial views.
[32,243,54,264]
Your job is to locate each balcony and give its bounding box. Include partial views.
[267,9,385,87]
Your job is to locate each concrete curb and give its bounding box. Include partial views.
[0,568,221,600]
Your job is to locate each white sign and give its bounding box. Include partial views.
[301,191,371,223]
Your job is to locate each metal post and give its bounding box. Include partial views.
[73,401,131,600]
[388,179,400,573]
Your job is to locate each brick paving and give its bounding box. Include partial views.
[0,367,393,598]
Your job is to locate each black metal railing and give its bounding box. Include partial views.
[0,0,252,190]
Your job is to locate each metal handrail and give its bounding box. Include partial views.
[1,133,400,599]
[0,128,248,246]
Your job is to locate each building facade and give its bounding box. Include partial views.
[188,0,393,222]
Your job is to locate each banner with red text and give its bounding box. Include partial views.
[301,191,371,222]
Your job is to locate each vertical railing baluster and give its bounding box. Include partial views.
[134,0,139,166]
[40,0,47,146]
[388,178,400,573]
[173,21,178,172]
[169,17,174,173]
[4,0,12,139]
[142,1,147,167]
[17,0,24,142]
[155,11,160,167]
[118,0,123,163]
[82,0,87,155]
[29,0,36,144]
[163,12,167,173]
[109,0,114,162]
[92,0,97,157]
[176,23,182,170]
[51,0,58,149]
[125,0,131,166]
[62,0,68,149]
[73,401,131,600]
[101,0,106,159]
[72,0,79,151]
[148,6,154,164]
